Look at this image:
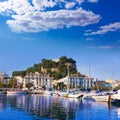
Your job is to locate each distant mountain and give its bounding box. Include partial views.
[12,56,85,80]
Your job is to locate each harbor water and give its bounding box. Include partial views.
[0,94,120,120]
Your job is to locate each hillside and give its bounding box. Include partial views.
[12,56,85,80]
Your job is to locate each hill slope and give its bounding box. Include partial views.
[12,56,85,80]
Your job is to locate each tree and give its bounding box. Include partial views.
[12,71,26,77]
[59,56,68,63]
[68,58,76,64]
[9,77,17,88]
[26,83,34,89]
[0,78,4,88]
[12,56,85,81]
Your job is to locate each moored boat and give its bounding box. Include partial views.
[111,90,120,105]
[43,90,57,96]
[7,90,28,94]
[68,93,83,99]
[56,90,84,99]
[0,89,6,94]
[83,91,115,102]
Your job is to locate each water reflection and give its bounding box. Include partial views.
[110,103,120,119]
[1,94,120,120]
[0,94,82,120]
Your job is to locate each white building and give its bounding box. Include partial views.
[23,72,53,89]
[57,76,96,89]
[0,72,9,84]
[69,76,96,89]
[14,76,23,86]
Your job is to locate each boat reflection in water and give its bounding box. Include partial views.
[2,94,82,120]
[1,94,120,120]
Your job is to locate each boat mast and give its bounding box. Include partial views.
[88,57,91,90]
[88,57,99,91]
[76,67,78,91]
[89,57,91,81]
[111,62,115,91]
[67,63,70,94]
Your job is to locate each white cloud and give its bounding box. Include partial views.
[0,0,101,33]
[98,46,114,49]
[85,38,93,41]
[86,22,120,35]
[87,45,114,49]
[88,0,99,3]
[32,0,57,11]
[75,0,84,4]
[0,0,34,15]
[65,2,76,9]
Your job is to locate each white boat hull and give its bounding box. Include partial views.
[7,90,27,94]
[0,91,6,94]
[57,91,83,99]
[92,95,109,102]
[68,93,83,99]
[84,94,110,102]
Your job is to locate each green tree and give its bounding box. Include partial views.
[12,56,85,81]
[0,78,4,88]
[26,83,34,89]
[59,56,68,63]
[12,70,26,77]
[68,58,76,64]
[8,77,17,88]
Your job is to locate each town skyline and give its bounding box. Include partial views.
[0,0,120,80]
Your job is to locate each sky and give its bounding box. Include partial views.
[0,0,120,80]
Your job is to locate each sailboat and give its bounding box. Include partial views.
[7,79,28,94]
[110,63,120,104]
[83,78,112,102]
[68,67,83,99]
[84,91,111,102]
[111,90,120,105]
[66,65,83,99]
[7,89,27,94]
[57,64,84,99]
[83,59,113,102]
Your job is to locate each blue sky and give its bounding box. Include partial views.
[0,0,120,80]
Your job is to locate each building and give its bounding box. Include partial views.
[105,79,120,88]
[57,76,96,90]
[52,59,59,62]
[14,76,23,86]
[69,76,96,89]
[0,72,9,84]
[41,66,58,73]
[23,72,53,89]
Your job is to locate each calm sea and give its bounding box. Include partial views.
[0,94,120,120]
